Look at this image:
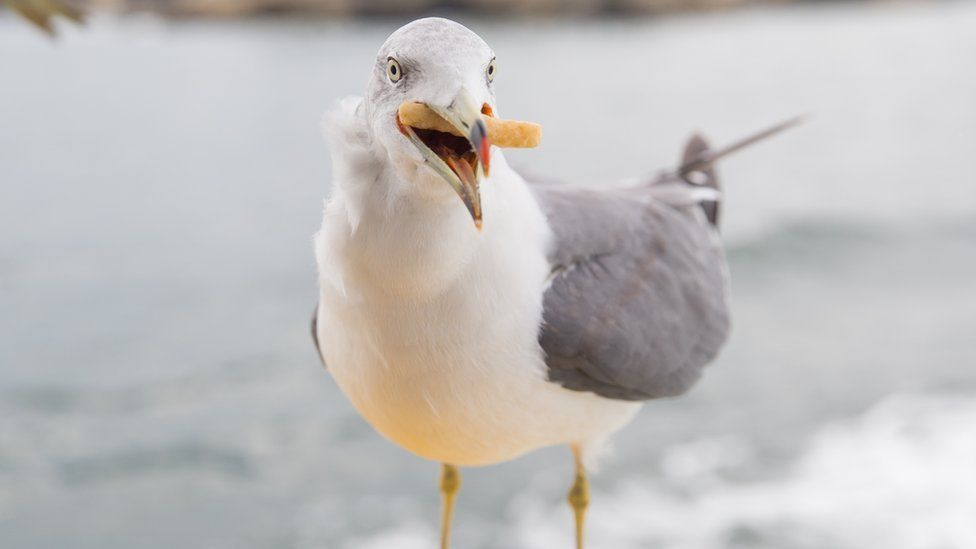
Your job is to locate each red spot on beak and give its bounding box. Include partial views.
[480,135,491,177]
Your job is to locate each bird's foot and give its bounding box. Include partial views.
[567,449,590,549]
[439,463,461,549]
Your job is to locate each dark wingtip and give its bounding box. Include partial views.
[681,133,710,167]
[311,305,326,369]
[679,134,721,227]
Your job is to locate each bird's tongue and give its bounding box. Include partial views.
[445,154,473,180]
[443,153,480,216]
[430,140,478,188]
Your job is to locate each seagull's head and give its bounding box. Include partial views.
[364,18,495,229]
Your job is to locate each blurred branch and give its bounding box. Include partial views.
[4,0,85,36]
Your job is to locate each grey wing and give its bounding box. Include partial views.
[531,175,730,401]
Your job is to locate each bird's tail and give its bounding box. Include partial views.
[668,115,807,229]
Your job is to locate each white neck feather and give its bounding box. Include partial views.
[318,96,509,301]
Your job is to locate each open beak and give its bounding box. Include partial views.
[397,87,490,230]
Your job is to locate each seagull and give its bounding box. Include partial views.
[312,17,798,548]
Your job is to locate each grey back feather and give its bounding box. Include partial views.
[530,154,730,401]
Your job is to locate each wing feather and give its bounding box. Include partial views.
[531,175,730,401]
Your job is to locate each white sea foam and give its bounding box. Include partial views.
[506,393,976,549]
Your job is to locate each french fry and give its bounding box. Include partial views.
[484,115,542,148]
[398,102,542,148]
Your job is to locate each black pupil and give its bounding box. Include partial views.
[488,65,493,74]
[390,64,397,75]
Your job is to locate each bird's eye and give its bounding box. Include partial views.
[486,58,496,83]
[387,57,402,83]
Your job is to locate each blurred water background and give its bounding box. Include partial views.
[2,1,975,547]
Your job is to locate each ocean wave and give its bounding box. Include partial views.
[507,392,976,549]
[725,216,975,260]
[0,356,287,417]
[57,442,255,486]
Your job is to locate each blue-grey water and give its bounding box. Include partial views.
[2,2,975,548]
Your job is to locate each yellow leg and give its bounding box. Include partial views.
[439,463,461,549]
[567,447,590,549]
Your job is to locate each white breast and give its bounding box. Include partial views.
[314,158,639,466]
